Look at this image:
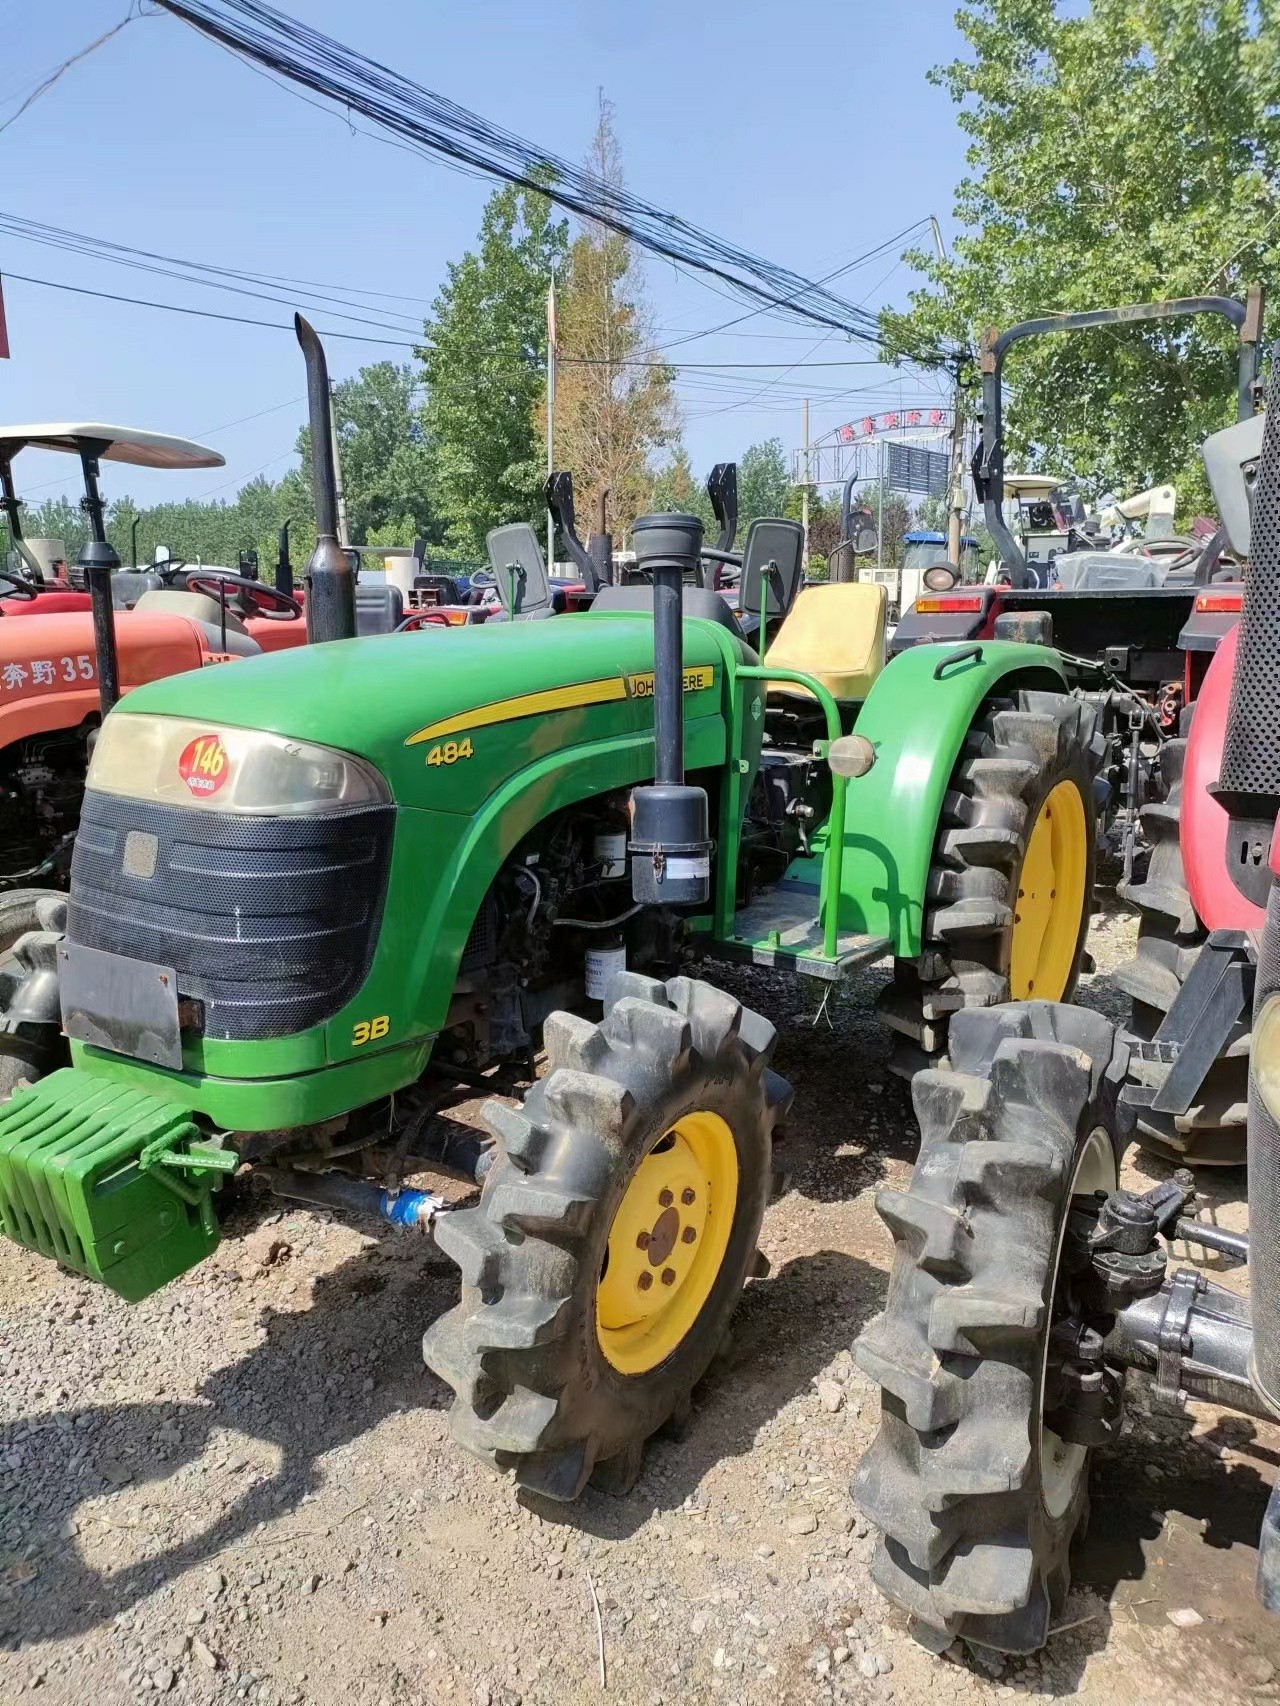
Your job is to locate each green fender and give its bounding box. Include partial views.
[799,640,1068,957]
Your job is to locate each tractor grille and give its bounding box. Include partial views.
[67,789,395,1041]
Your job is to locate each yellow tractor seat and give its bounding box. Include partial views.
[764,581,887,702]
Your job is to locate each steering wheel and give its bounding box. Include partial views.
[153,558,190,585]
[0,568,39,602]
[397,609,453,631]
[184,569,302,622]
[1112,534,1200,572]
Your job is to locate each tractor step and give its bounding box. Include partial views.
[714,884,890,983]
[0,1068,228,1301]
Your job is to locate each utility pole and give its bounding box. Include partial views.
[546,275,557,573]
[801,399,810,570]
[929,217,967,567]
[328,381,349,547]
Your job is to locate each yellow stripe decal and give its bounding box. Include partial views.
[406,676,628,745]
[405,664,716,747]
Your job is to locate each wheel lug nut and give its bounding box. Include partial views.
[681,1188,695,1205]
[681,1226,697,1244]
[658,1189,674,1207]
[635,1230,651,1250]
[638,1272,653,1291]
[661,1267,676,1286]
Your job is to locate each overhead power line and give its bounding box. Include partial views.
[150,0,887,346]
[0,11,138,138]
[1,270,899,375]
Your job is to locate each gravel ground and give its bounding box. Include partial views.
[3,904,1280,1706]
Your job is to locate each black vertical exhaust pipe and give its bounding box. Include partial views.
[628,513,711,907]
[294,315,355,643]
[275,519,293,597]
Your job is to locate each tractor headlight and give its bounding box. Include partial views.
[87,714,389,815]
[1256,992,1280,1126]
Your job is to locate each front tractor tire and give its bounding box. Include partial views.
[853,1003,1129,1655]
[0,887,67,1102]
[423,974,790,1502]
[880,691,1103,1076]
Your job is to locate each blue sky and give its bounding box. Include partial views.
[1,0,970,515]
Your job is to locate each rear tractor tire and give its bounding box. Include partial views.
[879,691,1103,1077]
[852,1002,1130,1655]
[423,973,791,1501]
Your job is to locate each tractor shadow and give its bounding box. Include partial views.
[0,1215,460,1647]
[2,1219,884,1643]
[519,1249,886,1540]
[1050,1393,1280,1692]
[715,957,921,1206]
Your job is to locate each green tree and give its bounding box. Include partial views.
[882,0,1280,507]
[419,182,568,554]
[648,448,715,531]
[553,94,678,533]
[738,438,791,524]
[293,362,439,546]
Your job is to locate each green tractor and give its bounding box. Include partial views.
[0,320,1101,1499]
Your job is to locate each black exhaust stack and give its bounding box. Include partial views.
[587,487,613,589]
[76,438,122,718]
[294,315,355,643]
[275,519,293,597]
[628,513,711,908]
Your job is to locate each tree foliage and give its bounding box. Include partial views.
[419,183,568,555]
[648,448,715,531]
[552,96,678,534]
[291,362,439,548]
[738,438,791,525]
[882,0,1280,505]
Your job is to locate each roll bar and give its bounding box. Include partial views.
[977,287,1264,586]
[0,451,41,580]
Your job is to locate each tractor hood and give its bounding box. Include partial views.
[108,613,741,814]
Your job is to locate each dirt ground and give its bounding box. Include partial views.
[3,903,1280,1706]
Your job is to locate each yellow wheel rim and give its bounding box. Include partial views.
[596,1111,739,1376]
[1010,778,1088,1000]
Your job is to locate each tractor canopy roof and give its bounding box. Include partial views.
[1003,473,1065,499]
[0,423,224,470]
[904,530,980,548]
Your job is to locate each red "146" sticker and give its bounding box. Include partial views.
[177,734,230,798]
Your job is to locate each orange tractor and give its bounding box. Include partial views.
[0,421,312,890]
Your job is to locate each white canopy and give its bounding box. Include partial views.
[1003,473,1065,499]
[0,423,224,470]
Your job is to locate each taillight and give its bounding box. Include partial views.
[915,594,985,613]
[1195,591,1243,613]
